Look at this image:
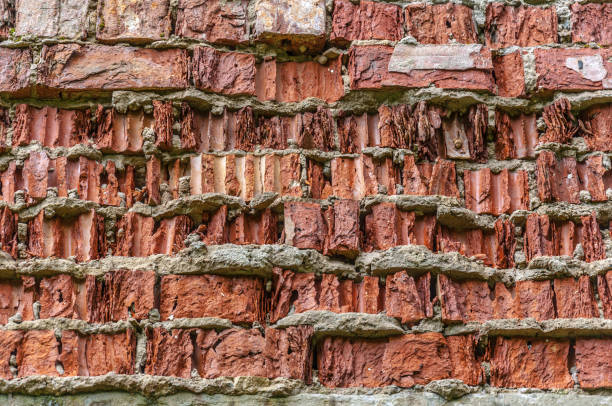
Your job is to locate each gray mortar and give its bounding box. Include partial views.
[436,205,497,230]
[445,318,612,338]
[274,311,405,338]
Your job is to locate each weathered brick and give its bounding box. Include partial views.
[318,333,481,387]
[524,214,582,261]
[85,270,156,322]
[0,0,14,40]
[464,168,529,215]
[580,104,612,152]
[331,0,403,44]
[0,47,32,96]
[535,48,612,92]
[82,331,136,376]
[325,199,360,258]
[12,105,92,147]
[94,107,151,154]
[115,212,155,257]
[15,0,88,39]
[176,0,248,44]
[571,3,612,46]
[284,202,327,251]
[493,280,555,321]
[252,0,326,53]
[145,328,193,378]
[96,0,171,43]
[490,338,573,389]
[581,212,605,262]
[0,206,18,258]
[256,58,344,103]
[404,3,478,44]
[270,270,317,322]
[493,51,526,98]
[18,330,61,377]
[160,274,264,323]
[576,339,612,388]
[0,277,34,323]
[38,45,189,94]
[553,276,599,319]
[495,111,537,159]
[597,271,612,319]
[192,47,256,96]
[0,330,23,379]
[349,45,496,93]
[38,274,76,319]
[485,4,558,48]
[385,272,433,324]
[437,274,492,323]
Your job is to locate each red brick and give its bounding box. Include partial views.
[145,328,193,378]
[296,106,335,151]
[437,274,492,323]
[317,274,353,313]
[580,104,612,152]
[597,271,612,319]
[115,213,155,257]
[349,45,496,93]
[39,274,76,319]
[284,202,327,251]
[581,212,604,262]
[229,210,277,245]
[18,330,61,377]
[23,150,50,201]
[0,206,18,258]
[385,272,433,324]
[331,0,403,44]
[96,0,172,43]
[82,331,136,376]
[404,3,478,44]
[494,219,516,269]
[12,105,92,148]
[84,270,156,322]
[447,335,484,385]
[192,47,256,96]
[252,0,326,53]
[94,107,151,153]
[524,214,580,261]
[495,111,537,159]
[0,47,32,96]
[0,277,34,324]
[0,330,23,379]
[14,0,87,39]
[493,51,526,98]
[150,215,193,255]
[464,168,529,215]
[428,159,460,197]
[27,210,106,261]
[576,338,612,388]
[490,337,573,389]
[494,280,555,321]
[324,199,360,258]
[485,4,557,48]
[353,276,381,314]
[443,104,488,162]
[571,3,612,46]
[199,206,228,245]
[159,274,264,323]
[554,276,598,319]
[536,152,579,204]
[0,1,13,40]
[318,332,481,388]
[262,326,313,382]
[256,58,344,103]
[38,45,189,94]
[363,203,412,251]
[270,270,317,322]
[540,98,579,144]
[437,227,497,264]
[0,107,8,150]
[176,0,247,44]
[535,48,612,92]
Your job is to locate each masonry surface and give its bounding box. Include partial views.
[0,0,610,405]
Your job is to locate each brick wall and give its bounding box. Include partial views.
[0,0,611,404]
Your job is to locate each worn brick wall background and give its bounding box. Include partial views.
[0,0,610,404]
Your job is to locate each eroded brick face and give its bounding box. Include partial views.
[2,0,612,400]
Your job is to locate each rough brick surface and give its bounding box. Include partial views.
[405,4,478,44]
[97,0,172,43]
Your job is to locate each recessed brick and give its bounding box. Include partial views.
[176,0,248,44]
[38,45,189,94]
[192,47,256,96]
[15,0,88,39]
[0,206,18,258]
[404,3,478,44]
[270,270,317,322]
[535,48,612,92]
[256,58,344,103]
[493,51,526,98]
[348,45,496,93]
[571,3,612,46]
[252,0,326,53]
[96,0,172,43]
[331,0,403,44]
[485,4,557,48]
[159,274,264,323]
[0,330,23,379]
[490,337,573,389]
[325,199,360,258]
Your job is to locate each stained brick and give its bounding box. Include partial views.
[38,274,76,319]
[385,272,433,324]
[96,0,172,43]
[580,104,612,152]
[554,276,599,319]
[348,45,496,93]
[0,47,31,96]
[495,111,537,159]
[0,0,14,40]
[535,48,612,92]
[464,168,529,215]
[15,0,88,39]
[252,0,326,53]
[597,271,612,319]
[284,201,327,251]
[493,51,526,98]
